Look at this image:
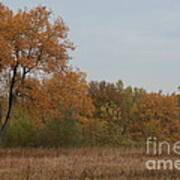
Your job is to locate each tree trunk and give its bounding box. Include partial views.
[0,64,18,136]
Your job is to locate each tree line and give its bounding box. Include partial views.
[0,4,179,147]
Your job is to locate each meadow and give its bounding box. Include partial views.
[0,147,179,180]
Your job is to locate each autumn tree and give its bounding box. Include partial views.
[88,80,146,145]
[0,4,74,134]
[131,93,179,141]
[19,71,94,124]
[2,70,95,147]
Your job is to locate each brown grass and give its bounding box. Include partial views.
[0,147,179,179]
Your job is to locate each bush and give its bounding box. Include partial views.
[38,117,82,147]
[2,118,37,147]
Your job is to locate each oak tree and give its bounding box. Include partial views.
[0,4,74,134]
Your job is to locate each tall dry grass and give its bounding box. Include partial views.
[0,147,179,179]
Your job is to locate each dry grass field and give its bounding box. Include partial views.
[0,147,179,180]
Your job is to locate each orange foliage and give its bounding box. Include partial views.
[0,4,76,132]
[18,71,94,126]
[132,93,179,141]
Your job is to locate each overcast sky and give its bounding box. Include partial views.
[1,0,179,93]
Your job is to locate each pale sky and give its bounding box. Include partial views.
[1,0,179,93]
